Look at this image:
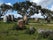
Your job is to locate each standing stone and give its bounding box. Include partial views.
[9,15,14,21]
[35,18,39,22]
[11,15,14,21]
[45,16,51,23]
[17,19,25,29]
[8,15,11,21]
[13,19,26,30]
[3,16,7,22]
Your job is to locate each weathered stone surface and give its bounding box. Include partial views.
[14,19,26,30]
[7,15,14,22]
[3,16,7,22]
[37,29,53,38]
[18,19,24,28]
[35,18,39,22]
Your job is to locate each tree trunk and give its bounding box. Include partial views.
[23,15,28,24]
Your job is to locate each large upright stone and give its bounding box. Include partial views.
[8,15,12,21]
[17,19,25,29]
[7,15,14,22]
[45,16,51,23]
[12,19,26,30]
[35,18,39,22]
[11,15,14,21]
[3,16,7,22]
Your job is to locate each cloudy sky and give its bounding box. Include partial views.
[0,0,53,10]
[30,0,53,11]
[0,0,53,18]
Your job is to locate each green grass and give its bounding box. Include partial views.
[0,21,53,40]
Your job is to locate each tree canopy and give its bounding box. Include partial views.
[0,1,53,17]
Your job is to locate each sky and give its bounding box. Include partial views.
[0,0,25,4]
[0,0,53,18]
[30,0,53,10]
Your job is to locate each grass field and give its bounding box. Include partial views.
[0,21,53,40]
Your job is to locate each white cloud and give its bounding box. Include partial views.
[0,3,12,6]
[30,0,53,9]
[1,10,22,18]
[31,13,44,18]
[30,0,41,4]
[5,3,12,6]
[50,5,53,11]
